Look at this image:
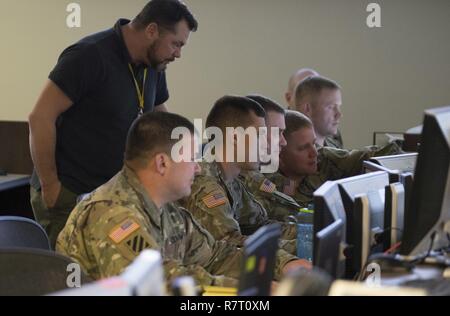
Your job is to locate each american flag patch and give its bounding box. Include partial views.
[259,179,276,193]
[108,219,140,244]
[202,191,227,208]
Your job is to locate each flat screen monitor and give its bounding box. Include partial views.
[314,219,345,279]
[400,106,450,256]
[238,223,281,296]
[363,161,401,183]
[313,181,347,278]
[336,171,390,277]
[384,182,405,251]
[369,153,418,174]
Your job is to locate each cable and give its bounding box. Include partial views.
[427,232,437,256]
[384,242,402,254]
[406,232,437,266]
[374,227,403,245]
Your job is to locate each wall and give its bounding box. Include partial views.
[1,0,449,148]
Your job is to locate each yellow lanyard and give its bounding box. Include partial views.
[128,63,148,115]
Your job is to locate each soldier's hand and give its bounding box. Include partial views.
[42,180,61,209]
[282,259,312,275]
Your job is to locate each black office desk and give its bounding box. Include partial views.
[0,174,33,218]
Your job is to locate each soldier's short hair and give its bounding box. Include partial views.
[246,94,285,115]
[133,0,198,32]
[284,110,313,138]
[294,76,341,107]
[206,95,266,132]
[125,112,194,165]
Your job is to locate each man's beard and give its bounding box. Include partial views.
[146,41,172,71]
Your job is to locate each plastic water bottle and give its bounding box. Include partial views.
[296,207,314,262]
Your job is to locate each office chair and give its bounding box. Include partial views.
[0,216,51,250]
[0,248,92,296]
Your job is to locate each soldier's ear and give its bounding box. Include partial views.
[154,153,168,175]
[285,92,291,106]
[303,103,313,116]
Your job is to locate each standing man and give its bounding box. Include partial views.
[28,0,198,248]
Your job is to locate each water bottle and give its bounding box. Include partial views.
[296,207,314,262]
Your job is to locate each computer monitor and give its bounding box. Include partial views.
[383,182,405,251]
[336,171,390,277]
[363,161,401,183]
[313,181,347,278]
[363,153,417,183]
[351,189,391,275]
[314,219,345,279]
[400,172,414,217]
[314,181,347,233]
[369,153,418,174]
[238,223,281,296]
[52,249,165,296]
[400,106,450,256]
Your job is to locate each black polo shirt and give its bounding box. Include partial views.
[31,19,169,194]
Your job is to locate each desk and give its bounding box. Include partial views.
[0,174,30,191]
[371,263,450,295]
[380,266,444,287]
[0,174,33,218]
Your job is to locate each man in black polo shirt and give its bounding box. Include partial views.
[28,0,198,248]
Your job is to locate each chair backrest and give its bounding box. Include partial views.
[0,248,92,296]
[0,216,50,250]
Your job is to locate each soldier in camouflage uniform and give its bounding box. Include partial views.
[240,92,403,220]
[324,131,344,149]
[266,111,402,206]
[292,75,343,148]
[180,96,304,257]
[182,161,297,242]
[284,68,344,149]
[57,166,243,286]
[238,95,304,223]
[238,170,302,222]
[57,112,303,286]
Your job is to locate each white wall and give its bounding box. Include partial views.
[1,0,449,148]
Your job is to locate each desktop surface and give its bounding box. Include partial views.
[0,174,31,191]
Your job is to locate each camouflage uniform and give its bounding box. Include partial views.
[57,166,278,287]
[238,171,302,222]
[180,162,298,254]
[324,130,344,149]
[261,143,403,207]
[319,142,403,180]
